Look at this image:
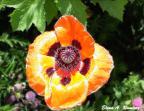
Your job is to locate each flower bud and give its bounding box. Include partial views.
[132,97,143,107]
[6,95,16,104]
[25,91,36,101]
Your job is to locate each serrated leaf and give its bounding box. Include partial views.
[92,0,128,21]
[10,0,46,32]
[45,0,58,24]
[55,0,87,24]
[2,0,24,8]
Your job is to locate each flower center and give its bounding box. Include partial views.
[60,48,76,64]
[55,46,81,72]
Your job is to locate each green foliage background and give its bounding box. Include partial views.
[0,0,144,111]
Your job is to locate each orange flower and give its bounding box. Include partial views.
[26,15,114,110]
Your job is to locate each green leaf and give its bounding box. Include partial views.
[0,0,5,9]
[91,0,99,4]
[3,0,58,32]
[92,0,128,21]
[0,33,13,47]
[2,0,24,8]
[0,105,15,111]
[45,0,58,24]
[0,33,29,47]
[55,0,87,24]
[0,0,2,9]
[10,0,46,32]
[140,80,144,90]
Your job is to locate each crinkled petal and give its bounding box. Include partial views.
[75,30,95,59]
[44,72,88,110]
[33,31,58,55]
[26,44,55,96]
[85,43,114,95]
[54,15,95,59]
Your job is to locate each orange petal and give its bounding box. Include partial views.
[55,27,72,46]
[44,72,88,110]
[54,15,95,59]
[26,45,45,96]
[26,44,55,96]
[32,31,58,55]
[54,15,85,36]
[85,43,114,95]
[75,31,95,59]
[26,65,45,96]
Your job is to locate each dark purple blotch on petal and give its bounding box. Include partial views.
[61,77,71,85]
[46,67,55,77]
[80,58,90,75]
[72,40,82,50]
[47,42,61,56]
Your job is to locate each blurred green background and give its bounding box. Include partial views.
[0,0,144,111]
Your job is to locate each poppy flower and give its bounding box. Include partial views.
[26,15,114,110]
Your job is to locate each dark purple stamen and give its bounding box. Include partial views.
[72,40,82,50]
[61,77,71,85]
[47,42,61,56]
[46,67,55,77]
[80,58,90,75]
